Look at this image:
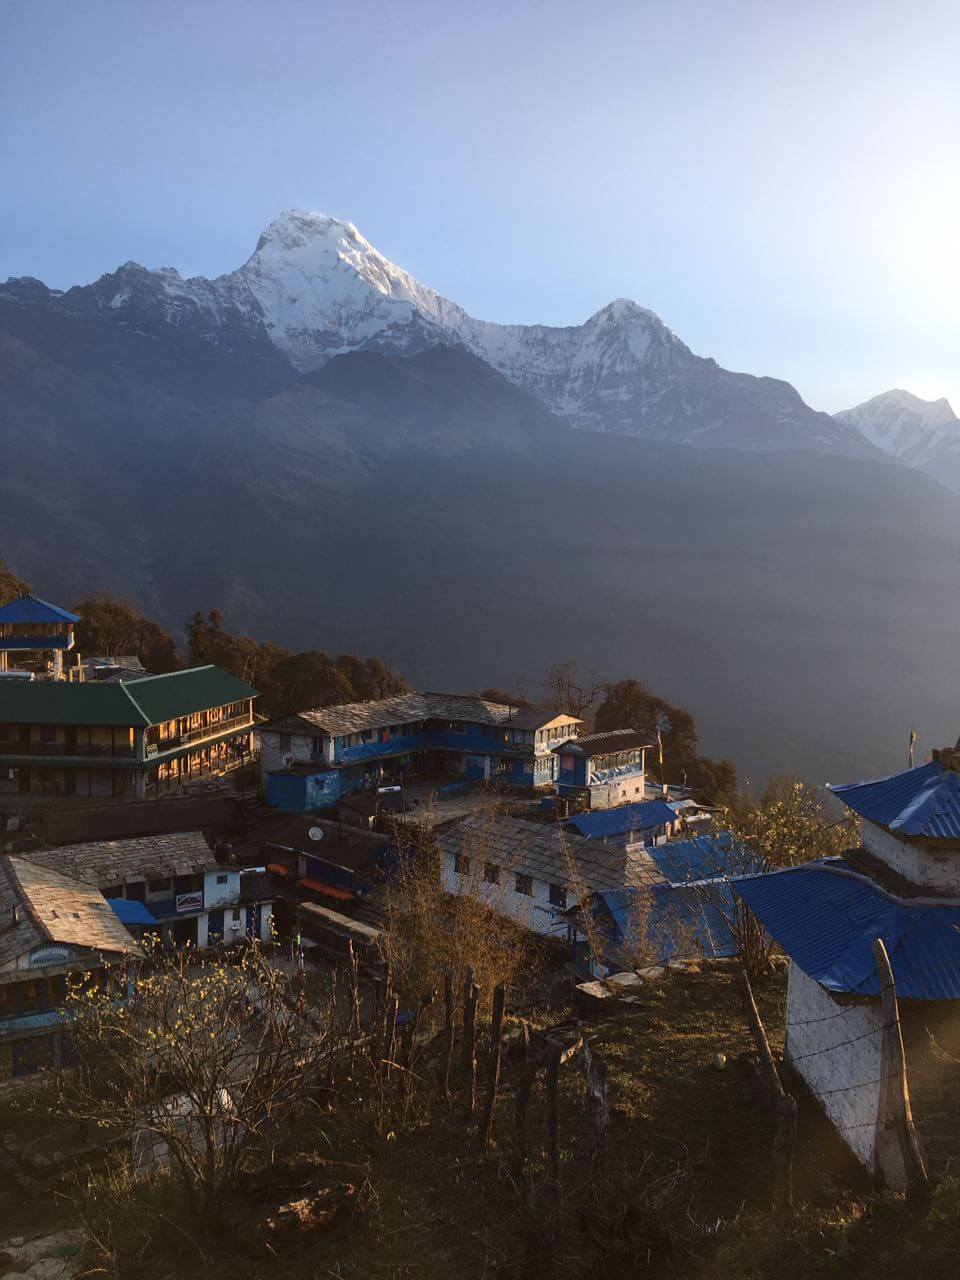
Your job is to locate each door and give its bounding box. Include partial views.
[207,909,224,945]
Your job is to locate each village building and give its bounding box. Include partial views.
[553,729,652,811]
[0,853,140,1083]
[258,693,580,811]
[260,814,394,907]
[560,797,680,849]
[566,833,741,977]
[25,832,273,948]
[0,665,258,807]
[435,812,659,939]
[734,753,960,1185]
[0,594,79,680]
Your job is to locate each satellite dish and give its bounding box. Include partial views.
[308,826,324,842]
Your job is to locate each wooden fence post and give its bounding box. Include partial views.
[440,970,455,1101]
[872,938,929,1197]
[480,983,506,1149]
[545,1040,562,1213]
[581,1041,609,1169]
[736,969,797,1222]
[462,967,480,1119]
[514,1045,542,1206]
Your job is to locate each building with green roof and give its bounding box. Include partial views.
[0,666,258,805]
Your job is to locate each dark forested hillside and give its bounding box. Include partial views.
[3,314,960,785]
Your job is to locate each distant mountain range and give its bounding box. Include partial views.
[834,388,960,492]
[3,209,886,457]
[3,211,960,785]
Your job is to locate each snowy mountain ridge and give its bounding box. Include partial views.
[2,209,876,455]
[834,388,959,467]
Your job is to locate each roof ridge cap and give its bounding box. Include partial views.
[124,664,216,685]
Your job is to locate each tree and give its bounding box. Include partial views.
[59,943,331,1224]
[543,663,604,720]
[0,560,31,607]
[74,596,179,672]
[73,596,143,659]
[692,778,854,980]
[265,651,356,715]
[479,687,535,708]
[593,678,737,804]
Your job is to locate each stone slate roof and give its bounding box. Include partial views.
[265,692,544,738]
[0,854,141,971]
[435,814,664,896]
[25,831,218,889]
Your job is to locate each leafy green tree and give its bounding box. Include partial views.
[593,678,737,803]
[0,560,31,607]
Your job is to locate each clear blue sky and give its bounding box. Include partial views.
[2,0,958,412]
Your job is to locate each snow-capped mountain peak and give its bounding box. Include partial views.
[835,388,959,465]
[33,208,877,457]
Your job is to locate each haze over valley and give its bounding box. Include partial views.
[3,212,960,786]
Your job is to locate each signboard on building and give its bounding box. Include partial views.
[28,944,71,968]
[175,892,203,914]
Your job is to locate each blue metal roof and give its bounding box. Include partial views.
[733,861,960,1000]
[564,799,676,839]
[107,898,157,926]
[830,759,960,839]
[0,594,79,625]
[644,832,764,883]
[596,882,738,962]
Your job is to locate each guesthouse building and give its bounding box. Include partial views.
[734,751,960,1186]
[25,832,273,948]
[0,666,258,807]
[0,854,140,1083]
[259,692,580,811]
[553,729,652,811]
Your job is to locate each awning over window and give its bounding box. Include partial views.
[297,877,352,902]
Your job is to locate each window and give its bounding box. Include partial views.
[278,733,292,753]
[454,853,470,876]
[216,873,229,885]
[549,883,567,908]
[147,877,170,893]
[484,863,500,885]
[126,881,146,902]
[515,873,533,896]
[103,884,123,899]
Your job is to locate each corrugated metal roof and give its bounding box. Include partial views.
[594,882,737,962]
[645,832,760,883]
[108,897,157,926]
[733,860,960,1000]
[0,595,79,625]
[564,799,676,839]
[829,759,960,839]
[0,665,257,727]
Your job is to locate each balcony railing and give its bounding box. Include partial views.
[147,714,253,754]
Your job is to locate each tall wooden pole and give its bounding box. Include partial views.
[872,938,928,1196]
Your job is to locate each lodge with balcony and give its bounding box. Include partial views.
[0,666,258,806]
[259,692,582,812]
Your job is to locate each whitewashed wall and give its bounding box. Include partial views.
[862,819,960,892]
[440,852,568,939]
[785,962,883,1168]
[258,730,320,784]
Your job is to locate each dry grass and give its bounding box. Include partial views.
[67,962,960,1280]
